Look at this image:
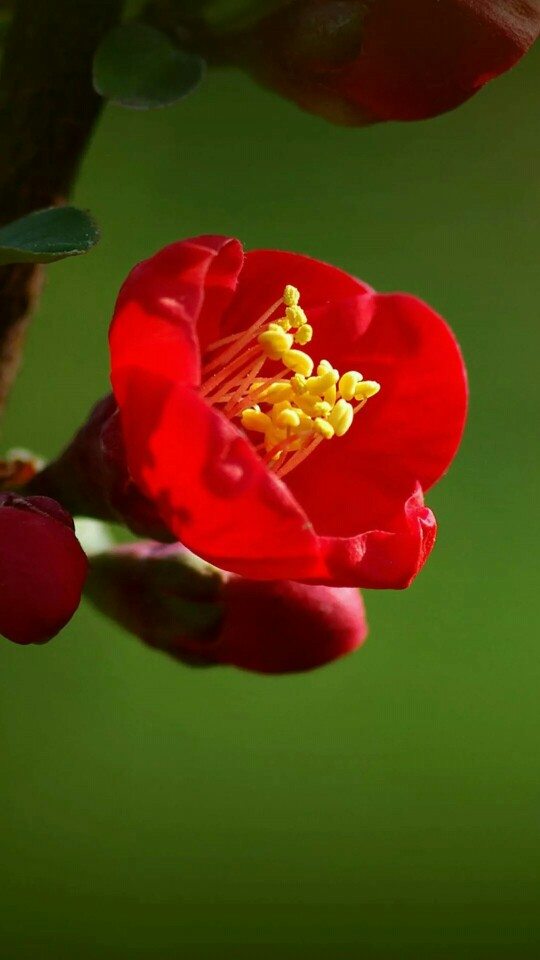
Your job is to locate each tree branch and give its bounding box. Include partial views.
[0,0,123,413]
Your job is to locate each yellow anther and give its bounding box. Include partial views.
[317,360,332,375]
[313,400,332,418]
[339,370,363,401]
[275,316,292,332]
[241,408,272,433]
[276,408,301,429]
[254,381,293,403]
[290,373,307,394]
[293,393,330,418]
[265,425,288,457]
[286,305,308,327]
[355,380,381,400]
[283,284,300,307]
[205,280,381,479]
[313,418,335,440]
[328,398,354,437]
[294,324,313,345]
[324,384,337,408]
[258,327,293,360]
[270,400,292,421]
[306,369,339,395]
[282,349,314,377]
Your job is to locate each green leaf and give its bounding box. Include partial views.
[93,22,205,110]
[0,207,100,266]
[201,0,292,32]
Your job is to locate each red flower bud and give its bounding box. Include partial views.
[219,576,367,674]
[85,542,367,674]
[224,0,540,123]
[0,494,88,645]
[25,395,171,542]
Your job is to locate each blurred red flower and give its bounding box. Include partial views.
[110,235,467,587]
[227,0,540,123]
[0,494,88,645]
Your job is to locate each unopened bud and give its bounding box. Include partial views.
[86,542,368,674]
[0,494,88,645]
[220,0,540,124]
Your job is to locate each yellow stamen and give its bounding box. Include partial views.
[313,418,334,440]
[241,408,272,433]
[276,408,301,429]
[283,285,300,307]
[290,373,307,394]
[258,326,294,360]
[306,369,339,395]
[286,304,308,327]
[328,398,354,437]
[294,324,313,345]
[201,283,380,479]
[355,380,381,399]
[339,370,363,401]
[282,349,314,377]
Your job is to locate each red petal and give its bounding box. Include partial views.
[216,247,371,342]
[285,292,467,536]
[116,370,329,580]
[320,485,437,588]
[110,235,244,396]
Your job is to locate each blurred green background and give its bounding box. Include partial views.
[1,40,540,960]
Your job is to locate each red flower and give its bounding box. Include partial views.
[224,0,540,123]
[86,541,368,675]
[0,494,88,645]
[110,235,467,587]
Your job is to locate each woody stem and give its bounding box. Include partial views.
[0,0,123,416]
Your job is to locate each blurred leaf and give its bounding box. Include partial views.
[190,0,291,32]
[93,21,205,109]
[0,207,99,266]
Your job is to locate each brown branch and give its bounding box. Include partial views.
[0,0,123,412]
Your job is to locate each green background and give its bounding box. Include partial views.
[1,42,539,960]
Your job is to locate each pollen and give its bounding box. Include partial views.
[202,284,381,478]
[283,285,300,307]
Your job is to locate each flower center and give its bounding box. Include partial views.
[201,285,380,479]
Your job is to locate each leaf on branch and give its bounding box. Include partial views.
[0,207,100,266]
[93,21,205,110]
[200,0,293,33]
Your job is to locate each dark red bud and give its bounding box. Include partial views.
[0,494,88,645]
[225,0,540,123]
[218,576,367,673]
[86,541,368,674]
[24,395,171,542]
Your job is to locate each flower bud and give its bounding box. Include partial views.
[85,542,368,674]
[85,542,223,666]
[24,395,171,542]
[223,0,540,123]
[0,494,88,645]
[219,576,367,673]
